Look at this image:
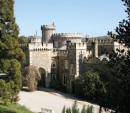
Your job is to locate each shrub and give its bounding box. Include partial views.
[50,79,61,90]
[24,65,40,91]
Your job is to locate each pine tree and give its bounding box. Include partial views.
[72,101,79,113]
[0,0,24,103]
[108,0,130,47]
[108,0,130,113]
[62,106,66,113]
[81,105,86,113]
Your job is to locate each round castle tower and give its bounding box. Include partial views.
[41,23,56,43]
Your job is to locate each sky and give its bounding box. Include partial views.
[14,0,127,37]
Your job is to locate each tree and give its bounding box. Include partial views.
[71,101,79,113]
[75,72,106,105]
[108,0,130,48]
[62,102,93,113]
[81,105,86,113]
[62,106,66,113]
[0,0,24,104]
[18,36,29,44]
[24,65,41,91]
[86,106,93,113]
[107,0,130,113]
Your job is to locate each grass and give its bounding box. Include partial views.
[0,103,33,113]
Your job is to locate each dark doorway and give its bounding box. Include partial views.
[71,80,75,94]
[38,68,46,87]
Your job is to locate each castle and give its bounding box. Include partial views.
[22,23,127,93]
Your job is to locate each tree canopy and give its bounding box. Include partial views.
[0,0,24,104]
[107,0,130,113]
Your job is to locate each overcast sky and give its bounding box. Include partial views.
[14,0,127,37]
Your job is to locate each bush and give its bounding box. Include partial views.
[50,79,61,90]
[0,80,18,105]
[0,59,22,104]
[24,65,40,91]
[75,72,106,104]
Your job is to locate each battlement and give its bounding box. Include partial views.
[29,37,41,43]
[29,43,53,51]
[86,38,114,45]
[41,24,56,30]
[53,33,83,38]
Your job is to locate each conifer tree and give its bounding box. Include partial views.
[108,0,130,47]
[0,0,24,103]
[108,0,130,113]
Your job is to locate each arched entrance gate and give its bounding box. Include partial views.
[38,67,51,88]
[38,67,46,87]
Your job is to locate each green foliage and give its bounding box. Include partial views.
[0,80,17,105]
[62,106,66,113]
[0,59,10,73]
[50,79,61,90]
[66,108,72,113]
[18,36,29,44]
[0,104,33,113]
[0,0,24,104]
[0,0,24,61]
[81,105,93,113]
[108,0,130,48]
[72,101,79,113]
[81,105,86,113]
[80,57,112,83]
[62,101,93,113]
[107,0,130,113]
[62,101,79,113]
[86,106,93,113]
[107,52,130,113]
[75,72,106,103]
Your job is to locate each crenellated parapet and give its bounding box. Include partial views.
[52,33,83,38]
[29,43,53,51]
[97,38,113,45]
[41,23,56,43]
[41,24,56,30]
[86,37,114,45]
[29,37,41,43]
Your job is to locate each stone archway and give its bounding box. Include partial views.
[38,67,46,87]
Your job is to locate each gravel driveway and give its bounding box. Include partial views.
[18,88,109,113]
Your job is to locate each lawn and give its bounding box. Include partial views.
[0,104,33,113]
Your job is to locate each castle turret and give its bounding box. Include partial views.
[41,23,56,44]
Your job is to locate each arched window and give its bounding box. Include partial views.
[51,74,56,80]
[51,61,56,68]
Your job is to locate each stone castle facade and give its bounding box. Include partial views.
[22,23,127,93]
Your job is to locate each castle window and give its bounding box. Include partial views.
[52,61,56,68]
[70,64,75,75]
[64,60,68,69]
[63,74,67,85]
[51,74,56,80]
[52,63,56,67]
